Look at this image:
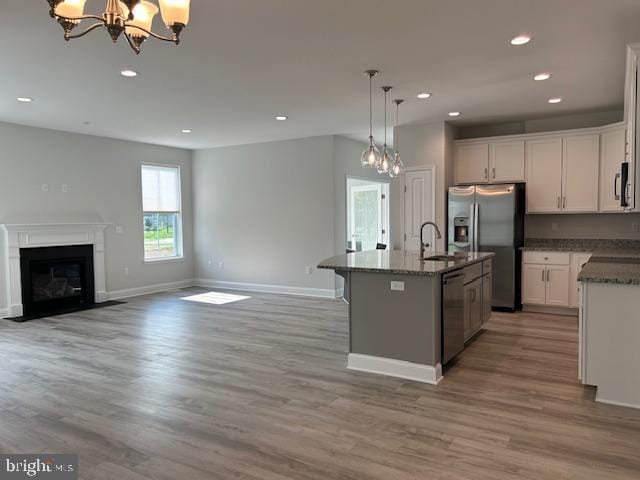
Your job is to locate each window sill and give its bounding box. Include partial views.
[144,256,185,264]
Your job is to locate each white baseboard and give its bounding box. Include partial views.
[107,279,194,301]
[522,304,578,317]
[347,353,443,385]
[193,278,341,299]
[596,393,640,410]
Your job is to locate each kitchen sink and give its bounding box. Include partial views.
[589,257,640,264]
[423,254,467,262]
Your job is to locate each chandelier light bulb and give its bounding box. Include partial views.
[55,0,87,20]
[158,0,191,27]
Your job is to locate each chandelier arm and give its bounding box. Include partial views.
[124,24,177,43]
[64,22,105,40]
[57,14,105,23]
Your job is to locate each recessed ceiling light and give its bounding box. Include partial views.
[275,115,288,121]
[510,34,532,46]
[120,69,138,78]
[534,72,552,81]
[17,97,33,103]
[448,111,461,117]
[181,129,192,134]
[417,93,432,99]
[548,97,563,104]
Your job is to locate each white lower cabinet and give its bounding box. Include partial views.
[522,251,577,308]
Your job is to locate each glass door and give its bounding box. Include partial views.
[347,178,389,251]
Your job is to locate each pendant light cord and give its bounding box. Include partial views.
[384,90,387,146]
[369,75,373,140]
[396,102,399,153]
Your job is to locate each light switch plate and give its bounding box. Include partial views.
[390,281,405,291]
[115,225,124,234]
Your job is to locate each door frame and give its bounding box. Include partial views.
[345,175,391,251]
[402,165,437,252]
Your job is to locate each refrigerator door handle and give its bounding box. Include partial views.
[473,203,479,251]
[469,203,475,252]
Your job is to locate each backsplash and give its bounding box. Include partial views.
[525,213,640,240]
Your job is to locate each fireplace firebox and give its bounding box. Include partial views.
[20,245,95,317]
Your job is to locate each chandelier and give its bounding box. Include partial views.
[45,0,191,54]
[360,69,404,178]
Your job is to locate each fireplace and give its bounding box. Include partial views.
[20,245,95,317]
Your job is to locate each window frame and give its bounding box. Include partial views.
[141,163,184,263]
[346,176,390,251]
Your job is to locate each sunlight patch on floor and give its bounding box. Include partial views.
[181,291,251,305]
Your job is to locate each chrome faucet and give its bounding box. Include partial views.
[420,222,442,260]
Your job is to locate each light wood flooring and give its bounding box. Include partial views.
[1,287,639,479]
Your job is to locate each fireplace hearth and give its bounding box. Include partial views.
[20,245,95,318]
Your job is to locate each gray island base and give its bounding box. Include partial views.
[318,250,494,385]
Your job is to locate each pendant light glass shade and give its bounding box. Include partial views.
[361,141,381,168]
[361,70,381,169]
[125,1,159,38]
[158,0,191,27]
[55,0,87,22]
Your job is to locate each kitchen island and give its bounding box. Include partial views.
[318,250,494,384]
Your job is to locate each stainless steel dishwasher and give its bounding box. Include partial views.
[442,270,465,364]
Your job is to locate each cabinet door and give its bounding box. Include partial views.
[570,253,592,308]
[490,140,525,182]
[546,265,570,307]
[455,144,489,184]
[562,134,600,213]
[522,264,546,305]
[599,127,626,212]
[463,283,472,339]
[482,273,492,324]
[526,138,563,213]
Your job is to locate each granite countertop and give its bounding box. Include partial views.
[578,259,640,285]
[318,251,494,277]
[522,238,640,253]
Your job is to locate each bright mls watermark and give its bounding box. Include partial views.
[1,455,77,479]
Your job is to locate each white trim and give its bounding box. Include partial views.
[402,165,437,252]
[0,308,8,319]
[193,278,340,299]
[347,353,443,385]
[595,394,640,410]
[0,222,109,318]
[522,304,578,317]
[107,279,193,301]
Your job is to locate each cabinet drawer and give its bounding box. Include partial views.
[483,259,492,275]
[464,262,483,284]
[523,251,570,266]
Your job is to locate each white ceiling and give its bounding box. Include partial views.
[1,0,639,150]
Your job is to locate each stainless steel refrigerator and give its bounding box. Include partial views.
[448,183,525,311]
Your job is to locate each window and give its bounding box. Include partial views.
[141,164,182,261]
[346,178,390,251]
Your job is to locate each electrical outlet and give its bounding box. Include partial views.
[207,259,213,267]
[218,261,224,270]
[305,266,312,275]
[390,281,405,291]
[551,222,559,232]
[632,222,639,233]
[41,183,49,192]
[115,225,124,234]
[62,184,69,193]
[124,267,129,276]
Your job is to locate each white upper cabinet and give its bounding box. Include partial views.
[526,137,563,213]
[455,143,489,184]
[600,126,627,212]
[562,134,600,213]
[489,140,525,182]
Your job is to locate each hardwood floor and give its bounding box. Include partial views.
[1,287,639,479]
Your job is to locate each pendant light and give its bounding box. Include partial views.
[360,70,381,168]
[377,86,394,174]
[389,99,405,178]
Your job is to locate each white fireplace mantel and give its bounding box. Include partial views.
[1,222,109,318]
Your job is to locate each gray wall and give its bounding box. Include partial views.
[192,136,338,293]
[0,122,194,312]
[525,213,640,240]
[391,122,450,251]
